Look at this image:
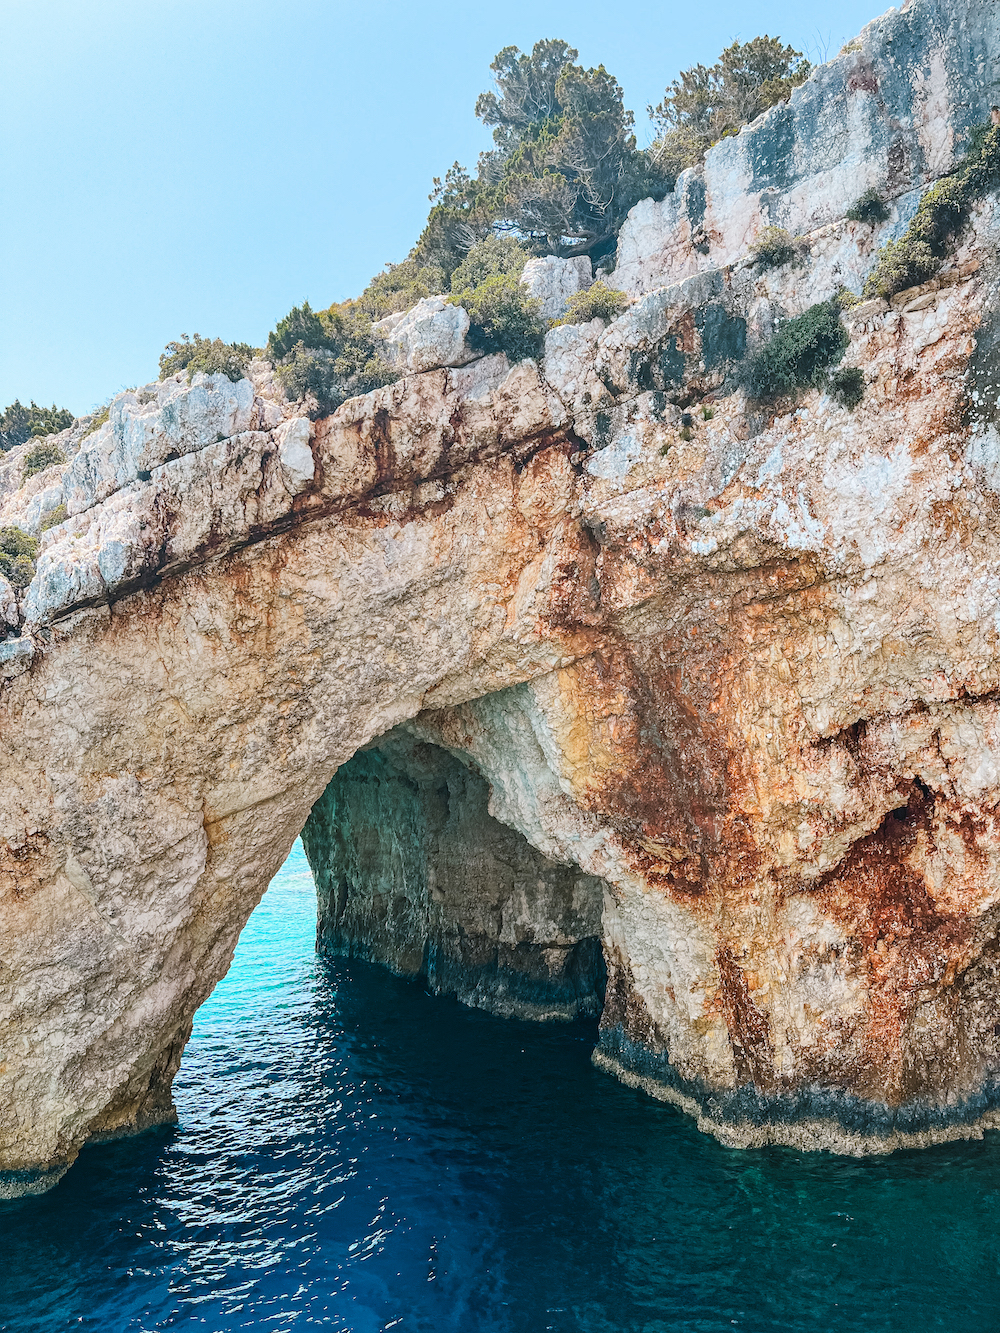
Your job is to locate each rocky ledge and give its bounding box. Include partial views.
[2,0,1000,1197]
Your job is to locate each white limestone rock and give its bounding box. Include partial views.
[542,321,613,420]
[372,297,477,375]
[0,576,18,631]
[0,636,34,680]
[0,471,67,536]
[275,417,315,495]
[61,374,255,517]
[610,0,1000,297]
[520,256,593,320]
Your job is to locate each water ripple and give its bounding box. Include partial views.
[2,842,1000,1331]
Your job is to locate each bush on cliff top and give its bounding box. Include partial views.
[0,401,74,453]
[449,236,529,294]
[744,300,849,402]
[649,37,810,180]
[415,42,672,276]
[446,236,546,360]
[453,272,546,362]
[267,298,399,413]
[864,124,1000,300]
[159,334,257,383]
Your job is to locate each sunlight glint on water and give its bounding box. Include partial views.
[2,840,1000,1331]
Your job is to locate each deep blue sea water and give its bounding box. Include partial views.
[3,840,1000,1331]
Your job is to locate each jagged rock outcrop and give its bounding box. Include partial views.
[2,0,1000,1197]
[372,296,478,375]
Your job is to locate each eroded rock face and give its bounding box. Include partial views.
[609,0,1000,298]
[3,0,1000,1195]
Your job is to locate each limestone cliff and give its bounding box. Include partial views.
[2,0,1000,1196]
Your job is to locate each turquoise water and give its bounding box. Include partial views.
[3,841,1000,1331]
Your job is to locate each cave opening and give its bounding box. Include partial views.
[298,728,608,1025]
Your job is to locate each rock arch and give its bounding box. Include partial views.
[6,0,1000,1193]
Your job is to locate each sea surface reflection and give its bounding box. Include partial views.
[2,841,1000,1331]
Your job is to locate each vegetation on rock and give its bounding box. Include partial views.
[551,280,629,326]
[744,300,849,402]
[449,236,529,294]
[749,226,800,271]
[159,334,257,383]
[21,442,67,481]
[846,187,890,225]
[864,124,1000,299]
[40,504,68,532]
[0,526,39,588]
[268,300,398,412]
[5,28,820,420]
[0,401,74,452]
[415,41,671,275]
[454,273,546,363]
[649,37,810,181]
[829,365,865,409]
[265,31,813,405]
[81,404,110,439]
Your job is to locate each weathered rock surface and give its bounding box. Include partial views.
[3,0,1000,1196]
[521,255,594,320]
[372,296,477,374]
[610,0,1000,298]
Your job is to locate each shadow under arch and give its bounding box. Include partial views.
[301,728,608,1024]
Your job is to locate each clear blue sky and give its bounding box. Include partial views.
[3,0,886,414]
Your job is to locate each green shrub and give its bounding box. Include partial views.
[159,334,256,383]
[829,365,865,409]
[0,526,39,588]
[266,303,328,364]
[449,236,529,295]
[744,300,848,401]
[0,401,74,452]
[453,271,546,362]
[864,235,940,298]
[846,187,890,225]
[40,504,68,531]
[275,346,340,410]
[81,404,110,440]
[275,341,397,413]
[749,226,799,271]
[21,442,67,481]
[864,125,1000,299]
[267,293,400,413]
[552,280,629,326]
[650,37,810,181]
[356,259,447,321]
